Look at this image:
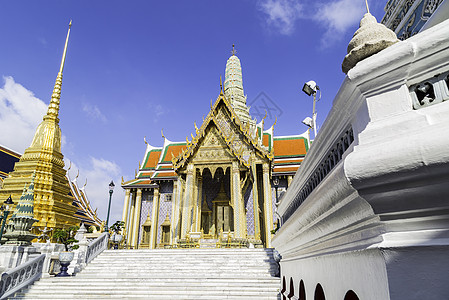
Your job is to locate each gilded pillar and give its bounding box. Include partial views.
[251,157,260,240]
[122,189,131,235]
[173,177,184,242]
[170,180,178,245]
[126,190,136,247]
[150,187,160,249]
[195,174,203,232]
[262,163,273,248]
[181,164,195,238]
[131,188,142,248]
[232,161,242,237]
[192,170,199,232]
[287,175,293,187]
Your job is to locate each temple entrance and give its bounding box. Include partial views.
[215,203,233,233]
[200,167,233,237]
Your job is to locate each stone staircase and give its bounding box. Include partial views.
[12,248,280,299]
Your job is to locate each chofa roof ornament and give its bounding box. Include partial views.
[342,0,398,74]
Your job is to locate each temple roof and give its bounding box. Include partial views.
[172,92,273,171]
[122,49,310,187]
[272,132,309,176]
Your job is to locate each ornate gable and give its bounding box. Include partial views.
[173,92,272,171]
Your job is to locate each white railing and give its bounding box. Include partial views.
[0,254,45,300]
[85,232,108,264]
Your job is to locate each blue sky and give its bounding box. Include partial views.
[0,0,386,224]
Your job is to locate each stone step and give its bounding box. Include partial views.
[12,248,280,299]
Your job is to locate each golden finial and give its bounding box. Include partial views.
[161,129,165,139]
[194,122,199,134]
[231,44,237,56]
[139,161,141,169]
[191,133,195,140]
[75,169,79,179]
[210,99,213,109]
[220,75,223,94]
[83,178,87,188]
[121,176,124,184]
[144,136,148,145]
[135,169,137,177]
[186,136,190,144]
[273,116,278,126]
[365,0,370,14]
[67,161,72,171]
[45,19,72,120]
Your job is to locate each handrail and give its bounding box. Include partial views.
[0,254,45,300]
[85,232,108,264]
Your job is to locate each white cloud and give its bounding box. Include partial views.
[258,0,303,35]
[66,157,123,226]
[315,0,365,47]
[82,102,107,123]
[148,102,167,123]
[0,76,48,153]
[258,0,365,46]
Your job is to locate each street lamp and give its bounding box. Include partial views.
[0,195,14,242]
[302,80,321,139]
[105,180,115,232]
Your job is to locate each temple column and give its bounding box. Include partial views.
[181,164,195,238]
[131,188,142,248]
[174,177,184,242]
[126,190,136,247]
[149,187,160,249]
[170,180,178,245]
[262,163,273,248]
[121,189,131,235]
[251,157,261,240]
[195,174,203,232]
[192,170,199,232]
[287,175,293,187]
[232,161,242,237]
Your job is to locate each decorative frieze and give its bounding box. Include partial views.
[282,128,354,223]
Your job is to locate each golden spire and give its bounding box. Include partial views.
[231,44,236,56]
[45,20,72,121]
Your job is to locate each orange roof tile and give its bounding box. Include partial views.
[143,149,162,169]
[273,166,300,173]
[274,137,308,158]
[263,133,270,148]
[153,171,177,178]
[161,143,187,163]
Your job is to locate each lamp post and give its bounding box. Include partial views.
[0,195,14,242]
[302,80,321,139]
[105,181,115,232]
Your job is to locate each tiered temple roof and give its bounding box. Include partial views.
[122,48,309,188]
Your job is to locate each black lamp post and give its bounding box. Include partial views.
[0,195,14,242]
[105,180,115,232]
